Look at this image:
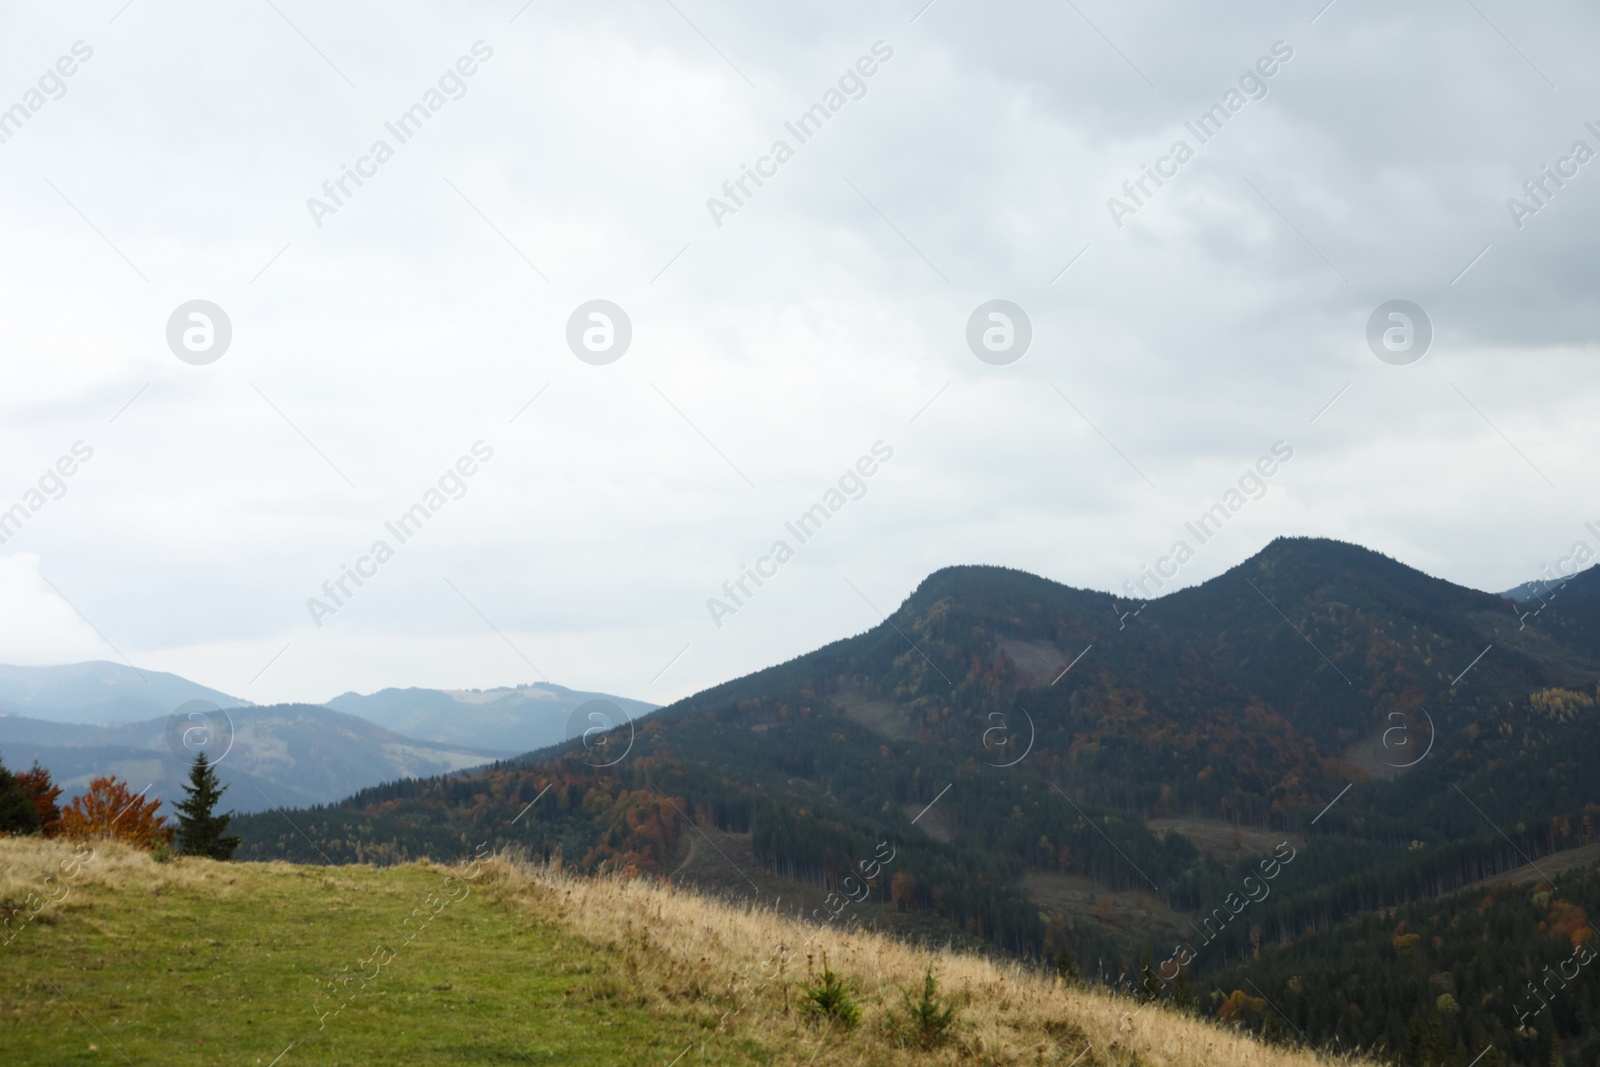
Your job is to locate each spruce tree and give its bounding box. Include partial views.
[1138,949,1162,1001]
[0,758,41,835]
[174,752,240,859]
[1172,962,1196,1012]
[1054,945,1081,985]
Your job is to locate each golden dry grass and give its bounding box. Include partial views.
[487,850,1377,1067]
[0,833,348,917]
[1,834,204,914]
[2,837,1381,1066]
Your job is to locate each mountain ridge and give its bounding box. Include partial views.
[323,681,657,752]
[0,660,251,724]
[0,703,511,812]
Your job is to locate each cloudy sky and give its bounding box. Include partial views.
[2,0,1598,709]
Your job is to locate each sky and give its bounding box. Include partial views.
[2,0,1598,710]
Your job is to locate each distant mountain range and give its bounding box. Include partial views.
[0,705,506,812]
[0,661,251,724]
[324,684,657,753]
[0,662,655,813]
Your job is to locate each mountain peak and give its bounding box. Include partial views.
[0,661,249,723]
[1501,562,1600,605]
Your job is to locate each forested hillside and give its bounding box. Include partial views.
[234,537,1600,1065]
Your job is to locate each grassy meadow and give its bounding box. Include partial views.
[0,837,1379,1066]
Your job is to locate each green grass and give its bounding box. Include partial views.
[2,840,1374,1067]
[1,858,758,1066]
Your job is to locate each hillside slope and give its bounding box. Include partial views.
[211,537,1600,1063]
[232,537,1600,909]
[0,836,1376,1067]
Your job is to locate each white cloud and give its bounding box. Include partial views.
[0,554,115,665]
[1,0,1598,705]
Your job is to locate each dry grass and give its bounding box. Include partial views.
[0,835,352,946]
[484,851,1378,1067]
[2,836,184,918]
[2,838,1380,1066]
[1,834,326,908]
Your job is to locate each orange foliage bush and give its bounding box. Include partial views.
[1547,899,1591,949]
[1218,989,1267,1022]
[57,776,173,850]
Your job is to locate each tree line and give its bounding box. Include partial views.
[0,751,240,859]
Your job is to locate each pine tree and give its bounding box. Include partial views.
[175,753,240,859]
[0,758,41,835]
[1138,949,1162,1001]
[1172,962,1196,1012]
[890,966,957,1050]
[1054,945,1081,986]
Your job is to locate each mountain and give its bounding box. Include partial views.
[0,660,250,723]
[0,704,510,813]
[323,683,658,754]
[1499,562,1600,605]
[228,536,1600,1065]
[0,663,658,810]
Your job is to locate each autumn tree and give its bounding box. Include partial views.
[58,776,172,850]
[1217,989,1266,1025]
[14,762,63,836]
[890,871,916,911]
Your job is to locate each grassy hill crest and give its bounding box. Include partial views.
[1,836,1377,1066]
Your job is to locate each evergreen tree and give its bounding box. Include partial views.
[1138,949,1162,1001]
[175,753,240,859]
[1403,1007,1456,1067]
[1054,945,1080,985]
[1172,963,1195,1012]
[0,757,41,835]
